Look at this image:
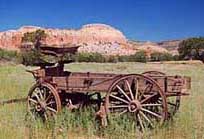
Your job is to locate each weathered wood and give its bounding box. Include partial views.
[0,98,26,105]
[24,47,191,131]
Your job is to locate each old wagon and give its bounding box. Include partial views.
[27,46,191,132]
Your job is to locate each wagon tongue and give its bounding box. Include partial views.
[0,98,26,105]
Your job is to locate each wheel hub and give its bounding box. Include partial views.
[36,101,46,112]
[128,100,141,113]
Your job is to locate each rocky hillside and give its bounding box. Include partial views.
[128,41,169,57]
[129,39,183,56]
[157,40,183,55]
[0,24,137,55]
[0,23,176,56]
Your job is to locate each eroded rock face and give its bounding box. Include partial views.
[128,41,169,57]
[0,24,132,55]
[157,40,183,55]
[0,23,169,56]
[44,24,127,46]
[0,26,41,50]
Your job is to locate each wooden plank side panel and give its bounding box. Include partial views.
[52,75,119,93]
[150,76,191,93]
[145,76,166,92]
[166,77,183,93]
[53,77,68,89]
[52,74,191,95]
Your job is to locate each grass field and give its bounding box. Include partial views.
[0,62,204,139]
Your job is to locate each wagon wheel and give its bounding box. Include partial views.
[142,71,181,117]
[105,74,167,132]
[27,83,61,120]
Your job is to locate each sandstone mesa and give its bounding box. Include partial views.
[0,23,169,55]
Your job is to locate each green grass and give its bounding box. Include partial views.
[0,62,204,139]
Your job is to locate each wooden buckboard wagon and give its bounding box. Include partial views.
[26,46,191,132]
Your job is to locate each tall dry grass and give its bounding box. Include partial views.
[0,62,204,139]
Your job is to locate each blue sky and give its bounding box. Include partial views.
[0,0,203,41]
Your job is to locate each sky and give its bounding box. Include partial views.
[0,0,203,41]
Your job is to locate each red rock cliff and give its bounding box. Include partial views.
[0,24,127,49]
[0,24,169,56]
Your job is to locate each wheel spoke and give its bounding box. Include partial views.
[143,83,153,94]
[46,101,56,106]
[35,88,42,98]
[42,88,47,100]
[142,103,162,107]
[110,94,129,104]
[35,88,41,93]
[135,78,139,99]
[119,109,128,116]
[47,106,57,113]
[39,90,44,101]
[44,112,48,120]
[45,93,52,102]
[33,92,41,102]
[68,99,73,105]
[141,93,158,104]
[137,114,145,132]
[116,85,131,102]
[109,105,128,108]
[29,98,38,104]
[125,80,134,100]
[141,108,162,119]
[139,111,154,127]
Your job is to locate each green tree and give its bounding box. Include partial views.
[21,29,47,65]
[75,52,106,62]
[150,52,174,61]
[178,37,204,62]
[22,29,46,49]
[131,51,147,62]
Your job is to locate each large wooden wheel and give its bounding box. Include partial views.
[105,74,168,132]
[27,83,61,120]
[142,71,181,117]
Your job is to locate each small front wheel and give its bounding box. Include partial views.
[27,83,61,120]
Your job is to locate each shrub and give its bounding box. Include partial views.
[178,37,204,62]
[0,48,177,65]
[22,29,47,49]
[20,49,76,66]
[20,49,42,66]
[118,55,131,62]
[0,48,20,62]
[118,51,147,63]
[172,55,180,61]
[75,52,105,63]
[105,55,119,63]
[150,52,174,61]
[130,51,147,62]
